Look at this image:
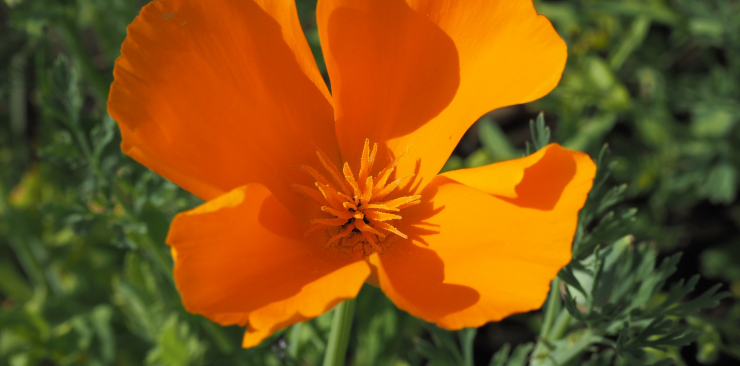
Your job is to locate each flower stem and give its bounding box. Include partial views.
[531,278,561,365]
[540,278,561,340]
[322,299,356,366]
[548,309,572,340]
[288,322,303,358]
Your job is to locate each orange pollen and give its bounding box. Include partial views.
[293,139,421,255]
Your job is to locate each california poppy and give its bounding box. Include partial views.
[108,0,596,347]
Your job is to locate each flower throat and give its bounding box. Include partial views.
[294,139,421,255]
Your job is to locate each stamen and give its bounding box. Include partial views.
[371,221,409,239]
[364,211,403,221]
[358,139,378,183]
[315,183,344,210]
[312,217,350,227]
[374,196,422,210]
[372,149,407,196]
[297,140,419,255]
[374,174,415,201]
[292,184,327,205]
[373,168,394,194]
[342,162,362,198]
[316,150,351,195]
[337,192,356,204]
[361,177,373,206]
[355,219,386,238]
[365,203,400,212]
[299,165,332,187]
[321,206,353,220]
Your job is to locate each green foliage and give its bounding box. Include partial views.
[538,0,740,226]
[527,113,552,155]
[1,0,737,365]
[489,343,535,366]
[395,118,731,366]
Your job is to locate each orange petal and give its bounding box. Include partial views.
[317,0,566,193]
[292,184,328,206]
[442,144,585,204]
[370,146,595,329]
[109,0,339,221]
[166,184,370,347]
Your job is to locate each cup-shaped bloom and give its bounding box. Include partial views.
[108,0,596,347]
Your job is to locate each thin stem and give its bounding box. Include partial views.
[322,299,356,366]
[540,278,561,340]
[549,329,593,366]
[288,322,304,358]
[531,279,562,366]
[548,309,572,341]
[459,328,476,366]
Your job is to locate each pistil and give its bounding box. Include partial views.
[293,139,421,255]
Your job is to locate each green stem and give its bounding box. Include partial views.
[549,329,594,365]
[531,279,561,365]
[540,279,561,340]
[288,322,304,358]
[548,309,572,341]
[323,299,356,366]
[459,328,476,366]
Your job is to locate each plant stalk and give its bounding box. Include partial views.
[323,299,356,366]
[540,278,561,339]
[531,278,561,366]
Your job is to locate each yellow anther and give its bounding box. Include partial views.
[297,139,420,255]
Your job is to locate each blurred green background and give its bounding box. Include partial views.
[1,0,739,365]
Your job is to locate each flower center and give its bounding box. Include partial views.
[293,139,421,255]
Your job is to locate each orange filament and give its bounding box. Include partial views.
[294,139,421,255]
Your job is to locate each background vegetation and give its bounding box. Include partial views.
[1,0,738,365]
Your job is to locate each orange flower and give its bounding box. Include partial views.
[108,0,596,347]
